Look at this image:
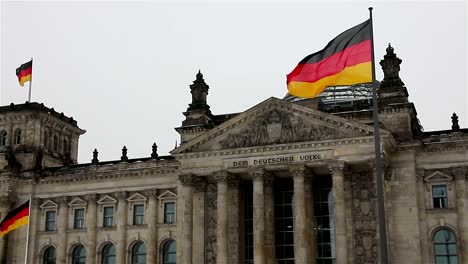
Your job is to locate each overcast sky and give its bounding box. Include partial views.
[1,1,467,163]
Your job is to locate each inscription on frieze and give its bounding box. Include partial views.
[220,109,356,149]
[225,151,330,168]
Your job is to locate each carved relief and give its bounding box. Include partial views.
[220,109,355,149]
[206,181,217,264]
[351,172,378,263]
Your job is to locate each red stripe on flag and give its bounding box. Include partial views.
[287,40,371,84]
[17,67,32,80]
[0,207,29,232]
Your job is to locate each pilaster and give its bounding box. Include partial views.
[263,173,276,264]
[454,167,468,263]
[249,167,265,264]
[227,175,241,264]
[290,164,308,264]
[56,196,69,264]
[193,178,207,264]
[146,189,158,264]
[329,161,348,264]
[179,174,195,264]
[216,171,228,264]
[116,191,127,264]
[86,194,97,264]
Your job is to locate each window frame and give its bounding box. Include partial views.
[45,210,57,231]
[131,241,147,264]
[162,240,176,264]
[163,201,176,224]
[432,184,448,209]
[42,246,56,264]
[73,208,86,229]
[433,228,458,264]
[103,206,115,228]
[101,243,116,264]
[133,204,145,225]
[71,245,86,264]
[14,128,21,145]
[0,130,7,146]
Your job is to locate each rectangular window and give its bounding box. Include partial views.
[432,185,448,208]
[133,204,144,225]
[73,208,85,229]
[103,206,114,227]
[45,210,56,231]
[164,202,176,224]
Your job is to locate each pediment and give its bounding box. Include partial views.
[68,197,87,207]
[173,97,383,154]
[127,192,147,202]
[424,171,453,183]
[97,195,117,205]
[157,190,177,200]
[39,200,58,209]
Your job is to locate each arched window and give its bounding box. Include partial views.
[14,129,21,145]
[63,138,69,154]
[162,240,176,264]
[53,135,58,152]
[434,228,458,264]
[0,130,7,146]
[71,245,86,264]
[131,241,147,264]
[43,246,56,264]
[102,243,116,264]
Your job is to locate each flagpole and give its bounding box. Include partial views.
[24,196,32,264]
[369,7,389,263]
[28,58,33,103]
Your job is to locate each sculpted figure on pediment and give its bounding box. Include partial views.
[220,109,351,148]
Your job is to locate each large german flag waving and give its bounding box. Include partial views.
[287,20,372,98]
[0,200,29,238]
[16,60,32,87]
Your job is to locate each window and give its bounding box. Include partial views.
[103,206,114,227]
[43,246,56,264]
[73,208,85,229]
[162,240,176,264]
[102,243,116,264]
[72,245,86,264]
[133,204,144,225]
[164,202,175,224]
[0,130,7,146]
[53,135,58,152]
[434,228,458,264]
[14,129,21,145]
[63,138,69,153]
[44,130,49,149]
[432,185,448,208]
[45,211,56,231]
[131,241,147,264]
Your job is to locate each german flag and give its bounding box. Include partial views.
[16,60,32,87]
[0,200,29,238]
[287,20,372,98]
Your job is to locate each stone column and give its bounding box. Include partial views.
[250,167,265,264]
[227,175,241,264]
[416,170,430,264]
[179,174,195,264]
[216,171,229,264]
[193,179,207,264]
[116,192,128,264]
[290,164,308,264]
[329,161,348,264]
[86,194,97,264]
[304,172,316,262]
[263,173,275,264]
[0,196,13,264]
[146,189,158,264]
[454,167,468,263]
[56,197,69,264]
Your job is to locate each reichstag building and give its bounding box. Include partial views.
[0,45,467,264]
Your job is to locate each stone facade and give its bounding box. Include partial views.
[0,46,467,264]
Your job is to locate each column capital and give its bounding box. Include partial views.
[215,171,229,183]
[263,173,275,187]
[452,167,468,180]
[194,178,207,193]
[248,167,264,181]
[85,194,98,204]
[289,164,306,177]
[143,189,158,198]
[115,191,127,200]
[328,160,346,175]
[227,175,241,190]
[179,174,196,186]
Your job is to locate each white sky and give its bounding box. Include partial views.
[1,1,467,163]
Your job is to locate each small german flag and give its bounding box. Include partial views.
[0,200,29,238]
[16,60,32,87]
[287,20,372,98]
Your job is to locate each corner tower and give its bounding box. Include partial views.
[0,102,85,173]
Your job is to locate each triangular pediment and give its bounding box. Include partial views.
[127,192,147,202]
[68,197,87,207]
[39,200,58,209]
[424,171,453,183]
[172,97,384,154]
[97,195,117,205]
[157,190,177,200]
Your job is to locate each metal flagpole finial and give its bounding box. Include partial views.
[369,7,373,11]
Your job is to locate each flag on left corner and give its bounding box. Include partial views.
[16,60,32,87]
[0,200,30,238]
